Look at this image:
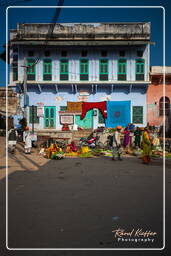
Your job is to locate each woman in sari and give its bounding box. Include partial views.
[123,127,130,153]
[142,127,152,164]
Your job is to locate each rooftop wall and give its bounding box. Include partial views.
[150,66,171,75]
[10,22,151,41]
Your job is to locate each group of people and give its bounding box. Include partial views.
[110,124,159,164]
[8,126,32,154]
[8,122,160,164]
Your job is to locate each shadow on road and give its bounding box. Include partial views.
[0,139,170,255]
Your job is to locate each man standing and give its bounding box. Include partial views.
[23,126,32,154]
[8,126,18,154]
[134,126,141,148]
[112,126,123,161]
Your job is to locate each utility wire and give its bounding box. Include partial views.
[0,0,31,6]
[26,0,64,70]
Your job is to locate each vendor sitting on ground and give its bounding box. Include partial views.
[45,143,63,159]
[112,126,123,161]
[66,141,77,153]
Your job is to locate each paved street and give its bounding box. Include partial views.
[0,137,171,255]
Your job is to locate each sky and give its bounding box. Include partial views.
[0,0,171,87]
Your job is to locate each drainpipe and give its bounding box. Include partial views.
[23,57,27,119]
[32,105,34,134]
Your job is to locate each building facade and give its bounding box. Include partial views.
[147,66,171,127]
[0,87,20,129]
[9,23,151,130]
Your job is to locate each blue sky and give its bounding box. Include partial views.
[0,0,170,87]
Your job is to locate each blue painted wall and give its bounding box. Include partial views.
[20,85,147,130]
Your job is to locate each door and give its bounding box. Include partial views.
[75,110,93,129]
[44,106,56,128]
[105,101,131,128]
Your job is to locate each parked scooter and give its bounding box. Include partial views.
[79,135,104,149]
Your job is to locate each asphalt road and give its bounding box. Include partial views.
[0,147,171,256]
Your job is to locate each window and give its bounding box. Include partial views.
[61,51,67,57]
[44,50,50,57]
[29,106,39,123]
[43,59,52,80]
[119,51,125,57]
[12,50,18,81]
[60,106,67,111]
[98,110,105,124]
[101,50,107,57]
[133,106,143,124]
[159,97,170,116]
[12,62,18,81]
[99,59,108,80]
[28,50,34,57]
[136,59,145,80]
[27,58,36,80]
[60,59,69,80]
[137,50,143,57]
[80,59,89,80]
[118,59,126,80]
[81,50,87,57]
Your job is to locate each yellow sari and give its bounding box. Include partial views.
[142,131,152,163]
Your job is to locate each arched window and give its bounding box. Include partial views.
[159,97,170,116]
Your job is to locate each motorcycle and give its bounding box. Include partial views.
[79,135,104,149]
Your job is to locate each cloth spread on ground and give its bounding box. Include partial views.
[81,101,107,120]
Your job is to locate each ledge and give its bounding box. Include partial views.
[9,80,151,85]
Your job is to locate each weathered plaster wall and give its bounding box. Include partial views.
[147,82,171,126]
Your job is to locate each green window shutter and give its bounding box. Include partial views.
[99,59,108,80]
[43,59,52,80]
[80,59,89,80]
[27,58,36,80]
[136,59,145,80]
[60,59,69,80]
[12,62,18,81]
[133,106,143,124]
[98,110,105,124]
[118,59,127,81]
[29,106,39,123]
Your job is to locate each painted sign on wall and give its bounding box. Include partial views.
[60,115,74,124]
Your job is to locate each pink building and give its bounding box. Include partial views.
[147,66,171,127]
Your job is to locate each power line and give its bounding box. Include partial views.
[0,0,31,6]
[25,0,64,71]
[20,0,64,116]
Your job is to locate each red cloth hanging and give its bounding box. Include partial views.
[81,101,107,120]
